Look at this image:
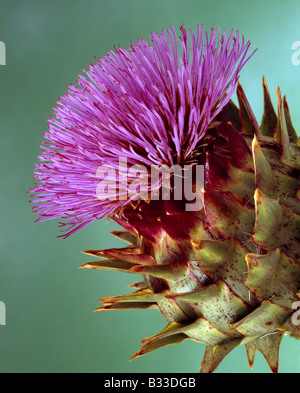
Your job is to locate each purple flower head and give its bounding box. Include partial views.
[30,24,255,237]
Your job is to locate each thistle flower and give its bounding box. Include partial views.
[30,24,300,373]
[30,24,253,237]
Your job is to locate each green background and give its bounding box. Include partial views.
[1,0,299,373]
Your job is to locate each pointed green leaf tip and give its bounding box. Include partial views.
[260,76,277,136]
[252,189,300,260]
[252,135,276,195]
[232,300,292,337]
[255,332,284,373]
[237,81,260,137]
[167,281,251,336]
[200,339,243,373]
[245,340,256,369]
[245,249,300,308]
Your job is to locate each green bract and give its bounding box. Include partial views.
[81,78,300,373]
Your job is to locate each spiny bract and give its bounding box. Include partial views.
[81,78,300,373]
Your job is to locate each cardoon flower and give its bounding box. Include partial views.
[30,24,253,236]
[30,24,300,373]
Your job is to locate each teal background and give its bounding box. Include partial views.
[1,0,300,373]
